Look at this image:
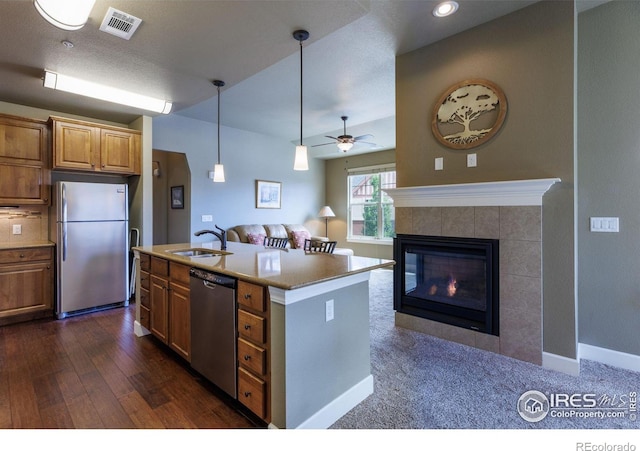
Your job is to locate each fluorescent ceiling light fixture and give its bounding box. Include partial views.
[34,0,96,31]
[43,70,172,114]
[433,1,459,17]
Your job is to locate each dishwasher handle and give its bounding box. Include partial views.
[202,280,218,290]
[190,268,237,289]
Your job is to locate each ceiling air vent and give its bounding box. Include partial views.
[99,7,142,40]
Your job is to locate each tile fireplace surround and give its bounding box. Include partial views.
[385,179,560,365]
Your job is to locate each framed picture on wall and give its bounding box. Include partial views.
[171,185,184,209]
[256,180,281,209]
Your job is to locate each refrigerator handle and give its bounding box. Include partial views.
[62,222,67,261]
[61,182,67,223]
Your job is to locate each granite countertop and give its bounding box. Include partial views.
[0,241,55,250]
[134,241,395,290]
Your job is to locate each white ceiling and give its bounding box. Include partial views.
[0,0,561,159]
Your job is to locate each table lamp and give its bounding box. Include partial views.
[318,206,335,238]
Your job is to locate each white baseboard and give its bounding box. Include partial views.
[294,375,374,429]
[579,343,640,373]
[542,351,581,376]
[133,320,150,337]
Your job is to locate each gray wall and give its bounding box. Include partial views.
[578,2,640,356]
[152,114,326,242]
[395,1,576,358]
[325,149,395,259]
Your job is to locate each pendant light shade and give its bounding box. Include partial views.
[293,30,310,171]
[213,80,225,183]
[294,145,309,171]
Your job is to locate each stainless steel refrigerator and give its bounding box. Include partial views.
[52,181,129,319]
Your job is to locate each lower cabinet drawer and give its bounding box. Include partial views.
[238,367,266,419]
[237,309,266,344]
[140,305,150,329]
[140,270,150,290]
[139,287,150,308]
[238,337,266,376]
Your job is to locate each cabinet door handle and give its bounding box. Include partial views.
[244,391,252,398]
[19,254,25,258]
[244,324,251,330]
[244,293,251,299]
[243,355,251,361]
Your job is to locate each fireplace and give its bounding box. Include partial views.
[394,234,499,335]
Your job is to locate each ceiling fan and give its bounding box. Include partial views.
[312,116,376,152]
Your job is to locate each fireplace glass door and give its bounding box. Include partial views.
[394,234,499,335]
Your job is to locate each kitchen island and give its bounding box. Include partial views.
[133,241,394,429]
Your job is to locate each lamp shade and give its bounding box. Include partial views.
[294,145,309,171]
[213,163,225,183]
[34,0,96,31]
[318,206,335,218]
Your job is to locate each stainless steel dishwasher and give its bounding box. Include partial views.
[190,268,237,399]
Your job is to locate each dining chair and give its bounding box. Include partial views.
[303,238,337,254]
[263,236,288,249]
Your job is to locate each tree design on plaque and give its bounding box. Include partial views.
[431,79,507,150]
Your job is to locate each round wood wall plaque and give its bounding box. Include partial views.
[431,79,507,150]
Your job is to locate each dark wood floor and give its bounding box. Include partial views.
[0,303,260,429]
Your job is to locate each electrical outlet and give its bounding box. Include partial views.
[201,215,213,222]
[12,224,22,235]
[325,299,334,322]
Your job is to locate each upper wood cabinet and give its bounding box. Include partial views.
[51,116,141,175]
[0,114,50,205]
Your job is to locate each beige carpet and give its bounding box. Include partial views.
[331,269,640,429]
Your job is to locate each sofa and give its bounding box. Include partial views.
[227,224,354,255]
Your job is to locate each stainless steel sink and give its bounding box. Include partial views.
[167,248,224,257]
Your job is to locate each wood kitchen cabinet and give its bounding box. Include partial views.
[51,116,141,175]
[142,254,191,362]
[149,256,169,343]
[139,253,151,330]
[237,280,270,422]
[0,246,54,326]
[0,114,50,206]
[168,261,190,361]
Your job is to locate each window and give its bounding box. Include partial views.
[347,165,396,243]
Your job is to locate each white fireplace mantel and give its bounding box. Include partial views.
[384,178,561,207]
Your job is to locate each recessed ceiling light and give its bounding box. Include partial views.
[433,1,459,18]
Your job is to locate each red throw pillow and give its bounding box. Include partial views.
[291,230,310,249]
[246,233,266,245]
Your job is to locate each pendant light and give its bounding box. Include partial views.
[212,80,225,182]
[293,30,310,171]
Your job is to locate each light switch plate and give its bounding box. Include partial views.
[435,157,443,171]
[590,217,619,232]
[12,224,22,235]
[201,215,213,222]
[467,153,477,167]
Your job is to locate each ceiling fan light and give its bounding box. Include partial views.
[213,163,225,183]
[294,145,309,171]
[34,0,96,31]
[337,142,353,152]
